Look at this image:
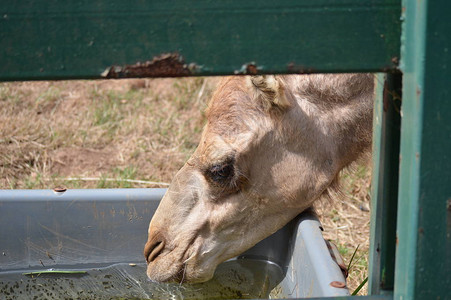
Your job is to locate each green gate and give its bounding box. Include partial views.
[1,1,449,299]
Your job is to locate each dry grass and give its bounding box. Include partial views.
[316,163,372,295]
[0,77,371,295]
[0,78,219,189]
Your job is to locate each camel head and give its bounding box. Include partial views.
[144,74,373,283]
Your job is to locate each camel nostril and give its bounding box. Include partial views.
[144,239,166,263]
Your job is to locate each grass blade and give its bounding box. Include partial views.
[347,244,360,271]
[23,270,87,276]
[351,276,368,295]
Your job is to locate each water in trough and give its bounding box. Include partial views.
[0,259,283,299]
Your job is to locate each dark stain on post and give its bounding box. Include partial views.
[234,62,261,75]
[391,56,399,66]
[287,62,315,74]
[383,80,390,112]
[416,86,421,96]
[102,53,197,78]
[246,64,258,75]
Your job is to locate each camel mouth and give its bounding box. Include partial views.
[146,259,208,283]
[145,241,195,283]
[145,246,216,284]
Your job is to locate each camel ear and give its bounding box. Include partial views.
[249,75,290,111]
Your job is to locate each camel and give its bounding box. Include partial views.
[144,74,374,283]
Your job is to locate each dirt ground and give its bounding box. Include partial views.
[0,77,371,295]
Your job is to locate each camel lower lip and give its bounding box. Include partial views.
[148,270,184,283]
[146,258,185,283]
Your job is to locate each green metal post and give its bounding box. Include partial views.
[395,0,451,299]
[369,73,402,295]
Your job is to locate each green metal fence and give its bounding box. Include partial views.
[1,0,400,80]
[1,1,449,299]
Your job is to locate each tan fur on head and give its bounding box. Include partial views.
[145,74,374,284]
[249,75,291,111]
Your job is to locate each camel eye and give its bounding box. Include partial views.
[206,160,234,183]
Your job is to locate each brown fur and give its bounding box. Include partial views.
[144,74,375,283]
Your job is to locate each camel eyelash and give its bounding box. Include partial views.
[204,157,235,185]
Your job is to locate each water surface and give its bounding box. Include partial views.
[0,259,283,299]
